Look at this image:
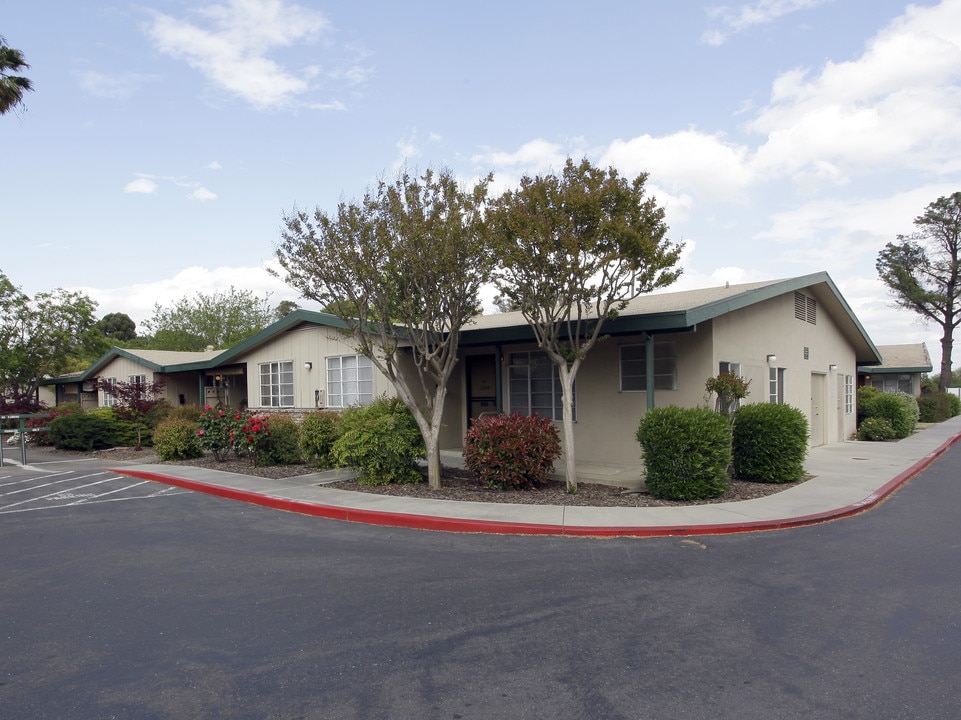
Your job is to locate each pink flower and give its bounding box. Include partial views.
[197,429,205,436]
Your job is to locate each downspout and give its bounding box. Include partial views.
[646,333,655,411]
[495,345,503,413]
[198,371,205,406]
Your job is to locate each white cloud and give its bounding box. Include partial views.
[189,187,218,201]
[76,70,157,100]
[80,263,303,326]
[206,161,223,170]
[145,0,335,110]
[600,130,753,203]
[702,0,830,45]
[124,177,159,194]
[748,1,961,181]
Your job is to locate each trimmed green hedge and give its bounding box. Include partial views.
[861,391,916,439]
[48,409,143,451]
[332,397,425,485]
[153,418,205,460]
[732,403,808,483]
[300,411,343,468]
[636,406,732,500]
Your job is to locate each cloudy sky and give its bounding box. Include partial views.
[4,0,961,370]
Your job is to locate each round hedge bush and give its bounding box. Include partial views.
[863,391,916,439]
[152,418,205,461]
[732,403,808,483]
[463,413,561,490]
[636,406,732,500]
[300,410,342,468]
[331,397,425,485]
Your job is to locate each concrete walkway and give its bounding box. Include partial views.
[103,416,961,537]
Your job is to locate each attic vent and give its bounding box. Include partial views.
[794,292,817,324]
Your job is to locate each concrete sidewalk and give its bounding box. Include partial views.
[103,416,961,537]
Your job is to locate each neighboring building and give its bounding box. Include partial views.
[858,343,932,396]
[431,272,881,465]
[208,310,396,412]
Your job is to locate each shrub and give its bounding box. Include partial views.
[196,405,244,460]
[153,418,205,460]
[28,403,82,446]
[636,406,732,500]
[463,413,562,490]
[331,397,425,485]
[254,414,302,466]
[300,411,342,468]
[857,385,881,422]
[48,411,119,451]
[862,391,916,439]
[917,391,961,423]
[858,416,896,441]
[732,403,808,483]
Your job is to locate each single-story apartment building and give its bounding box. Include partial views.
[43,271,884,469]
[858,343,932,395]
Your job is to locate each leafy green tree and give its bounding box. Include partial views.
[273,300,300,320]
[0,271,98,409]
[142,287,273,350]
[877,192,961,392]
[0,36,33,116]
[488,158,683,492]
[97,312,137,342]
[275,167,493,489]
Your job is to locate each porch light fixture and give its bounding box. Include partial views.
[829,364,838,371]
[766,354,777,364]
[304,361,312,370]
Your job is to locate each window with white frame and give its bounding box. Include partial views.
[259,361,294,407]
[719,361,741,377]
[102,377,117,407]
[128,374,146,387]
[845,375,854,414]
[509,351,574,421]
[769,367,785,404]
[620,341,677,392]
[327,355,374,408]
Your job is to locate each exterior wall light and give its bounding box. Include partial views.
[304,361,312,370]
[829,364,838,371]
[766,354,777,364]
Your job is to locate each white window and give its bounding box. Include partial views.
[620,342,677,392]
[259,361,294,407]
[102,377,117,407]
[128,374,146,387]
[509,351,574,421]
[719,361,741,377]
[327,355,374,407]
[845,375,854,414]
[769,367,785,404]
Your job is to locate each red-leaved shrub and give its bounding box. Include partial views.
[463,413,561,490]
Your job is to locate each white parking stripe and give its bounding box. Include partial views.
[66,480,151,504]
[0,476,120,511]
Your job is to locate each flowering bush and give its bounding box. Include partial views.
[196,405,243,461]
[705,372,751,417]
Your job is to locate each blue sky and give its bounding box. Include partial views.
[4,0,961,369]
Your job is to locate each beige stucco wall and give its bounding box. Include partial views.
[236,324,395,411]
[442,289,862,468]
[94,357,161,406]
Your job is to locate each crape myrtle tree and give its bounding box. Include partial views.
[877,192,961,392]
[488,158,684,492]
[0,271,98,410]
[274,167,493,489]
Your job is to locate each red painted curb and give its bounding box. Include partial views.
[110,430,961,538]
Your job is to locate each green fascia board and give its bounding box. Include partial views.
[857,365,932,374]
[208,309,352,366]
[79,347,166,381]
[460,272,882,364]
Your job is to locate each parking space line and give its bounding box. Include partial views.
[0,476,120,511]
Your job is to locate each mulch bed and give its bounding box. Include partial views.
[72,447,808,508]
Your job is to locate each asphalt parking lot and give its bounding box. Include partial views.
[0,467,187,515]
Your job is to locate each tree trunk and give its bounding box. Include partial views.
[940,329,954,393]
[559,365,577,493]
